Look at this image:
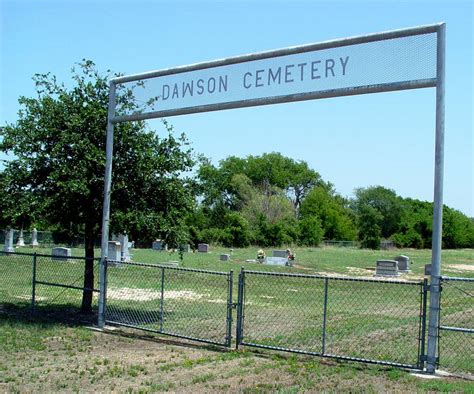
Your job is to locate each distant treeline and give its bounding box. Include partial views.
[185,153,474,249]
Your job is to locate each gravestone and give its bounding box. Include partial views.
[394,255,410,272]
[375,260,399,276]
[179,244,190,253]
[159,261,180,268]
[152,239,167,251]
[3,229,14,253]
[118,233,131,262]
[198,243,209,253]
[273,250,288,258]
[220,254,230,262]
[264,256,289,266]
[16,229,26,247]
[31,228,39,247]
[52,247,71,261]
[424,264,432,276]
[107,241,121,262]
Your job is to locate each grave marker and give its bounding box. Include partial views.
[107,241,121,262]
[198,243,209,253]
[3,229,14,253]
[375,260,399,276]
[394,255,411,272]
[273,250,289,258]
[52,247,71,261]
[31,228,39,247]
[16,229,25,247]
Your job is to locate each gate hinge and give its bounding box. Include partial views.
[231,302,238,310]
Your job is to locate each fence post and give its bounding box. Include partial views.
[226,270,233,347]
[98,80,117,329]
[427,22,446,374]
[160,267,165,332]
[236,267,245,349]
[321,277,329,355]
[418,279,429,369]
[31,252,37,311]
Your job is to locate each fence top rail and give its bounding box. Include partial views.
[243,269,424,285]
[112,23,442,85]
[107,259,230,276]
[0,251,100,261]
[441,276,474,283]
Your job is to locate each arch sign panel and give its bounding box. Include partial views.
[99,23,446,374]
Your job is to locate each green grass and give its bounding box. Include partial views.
[0,315,473,392]
[1,245,473,378]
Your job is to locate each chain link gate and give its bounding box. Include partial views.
[103,260,234,347]
[236,268,428,369]
[437,276,474,376]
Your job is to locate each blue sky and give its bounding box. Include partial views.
[1,0,472,216]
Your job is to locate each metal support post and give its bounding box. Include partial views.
[160,267,165,332]
[426,22,446,374]
[236,267,245,349]
[321,277,329,355]
[98,81,117,328]
[226,271,234,347]
[31,253,37,311]
[418,279,429,369]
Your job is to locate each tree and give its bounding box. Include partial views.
[298,216,324,246]
[358,205,382,249]
[197,153,325,214]
[353,186,403,239]
[300,186,357,240]
[0,60,196,313]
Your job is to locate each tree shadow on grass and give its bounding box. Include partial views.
[0,302,97,327]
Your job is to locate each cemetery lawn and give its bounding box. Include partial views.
[1,246,473,392]
[1,314,473,393]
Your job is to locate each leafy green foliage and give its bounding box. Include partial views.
[0,61,195,311]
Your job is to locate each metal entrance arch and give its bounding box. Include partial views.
[98,23,446,373]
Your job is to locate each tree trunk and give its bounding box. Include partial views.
[81,230,95,314]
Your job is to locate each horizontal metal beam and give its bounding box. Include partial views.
[240,341,420,369]
[35,280,99,293]
[439,326,474,334]
[112,78,437,123]
[241,269,423,285]
[104,321,228,346]
[107,260,230,276]
[441,276,474,283]
[113,23,442,84]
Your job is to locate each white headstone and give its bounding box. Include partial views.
[264,257,288,266]
[31,228,39,247]
[198,243,209,253]
[119,233,131,262]
[16,229,26,247]
[3,229,14,253]
[52,247,71,261]
[107,241,121,262]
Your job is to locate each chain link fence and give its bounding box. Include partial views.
[104,260,233,346]
[237,269,427,368]
[3,251,474,374]
[0,251,100,319]
[438,276,473,376]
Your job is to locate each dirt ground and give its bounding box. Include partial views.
[1,322,472,393]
